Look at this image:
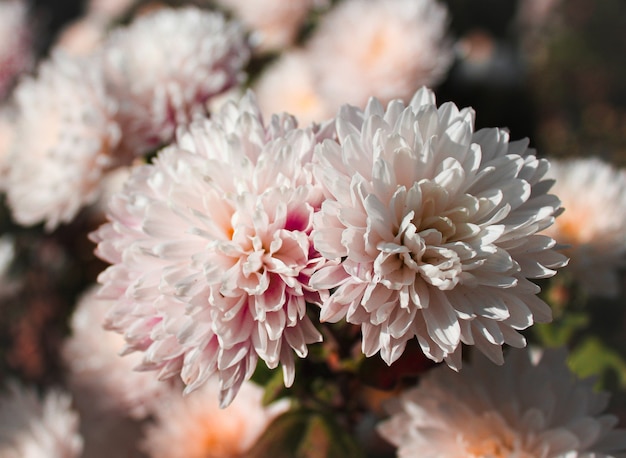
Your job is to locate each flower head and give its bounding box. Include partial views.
[307,0,453,111]
[102,6,250,156]
[377,348,626,457]
[5,51,120,230]
[141,379,285,458]
[0,383,83,458]
[62,286,172,419]
[254,51,332,126]
[542,157,626,297]
[214,0,325,52]
[311,87,566,368]
[92,92,332,406]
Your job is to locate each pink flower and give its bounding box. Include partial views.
[62,286,172,419]
[102,6,250,156]
[378,348,626,457]
[306,0,453,111]
[0,383,83,457]
[542,157,626,297]
[311,87,566,369]
[91,92,332,406]
[141,379,286,458]
[5,51,121,230]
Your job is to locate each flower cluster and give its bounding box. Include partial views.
[92,86,566,407]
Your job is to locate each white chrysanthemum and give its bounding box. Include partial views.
[91,92,331,406]
[102,6,250,156]
[62,286,171,419]
[378,348,626,457]
[0,0,32,99]
[141,379,285,458]
[254,51,332,126]
[307,0,453,111]
[311,87,567,368]
[0,383,83,458]
[542,158,626,297]
[214,0,325,51]
[5,51,121,231]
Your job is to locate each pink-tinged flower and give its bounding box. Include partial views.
[141,379,286,458]
[306,0,453,111]
[62,286,172,419]
[378,348,626,457]
[254,51,333,126]
[542,158,626,298]
[102,6,250,156]
[0,0,33,100]
[214,0,326,52]
[0,383,83,458]
[54,17,107,57]
[91,92,332,406]
[5,51,121,231]
[311,87,567,368]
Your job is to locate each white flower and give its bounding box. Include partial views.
[141,379,285,458]
[0,0,32,99]
[311,87,566,368]
[214,0,325,52]
[91,92,332,406]
[62,286,172,419]
[542,157,626,297]
[306,0,453,111]
[102,6,250,156]
[5,51,121,231]
[0,383,83,458]
[377,348,626,457]
[254,51,333,126]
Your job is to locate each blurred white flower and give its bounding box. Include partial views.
[62,286,172,419]
[91,92,332,406]
[311,87,566,369]
[0,383,83,458]
[543,157,626,297]
[5,51,121,231]
[378,348,626,457]
[254,51,332,126]
[0,107,15,185]
[307,0,453,111]
[141,379,285,458]
[102,6,250,156]
[0,0,33,100]
[86,0,137,22]
[214,0,325,52]
[54,17,107,57]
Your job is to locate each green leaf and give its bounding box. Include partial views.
[568,337,626,390]
[247,408,364,458]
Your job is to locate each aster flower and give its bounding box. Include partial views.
[214,0,326,52]
[377,348,626,457]
[306,0,453,111]
[0,383,83,458]
[141,379,285,458]
[62,286,171,419]
[102,6,250,156]
[91,92,332,406]
[542,157,626,297]
[0,0,33,100]
[254,51,332,126]
[4,51,121,231]
[311,87,566,368]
